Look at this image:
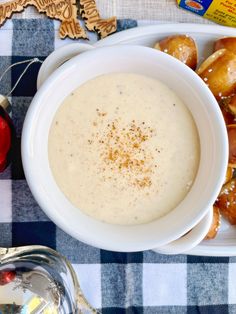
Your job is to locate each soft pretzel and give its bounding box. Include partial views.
[227,124,236,167]
[214,37,236,55]
[228,95,236,116]
[215,178,236,225]
[219,104,236,125]
[154,35,197,70]
[197,49,236,99]
[224,167,234,185]
[205,206,221,240]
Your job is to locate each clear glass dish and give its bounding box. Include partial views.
[0,245,98,314]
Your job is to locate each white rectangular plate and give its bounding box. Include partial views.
[95,23,236,256]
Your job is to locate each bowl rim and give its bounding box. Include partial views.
[21,45,228,252]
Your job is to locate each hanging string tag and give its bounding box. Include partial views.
[0,94,10,113]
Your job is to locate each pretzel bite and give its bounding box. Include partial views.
[219,97,236,124]
[220,94,236,118]
[205,206,221,240]
[197,49,236,99]
[227,124,236,167]
[214,37,236,54]
[224,167,234,185]
[220,105,236,125]
[215,178,236,225]
[154,35,197,70]
[228,94,236,116]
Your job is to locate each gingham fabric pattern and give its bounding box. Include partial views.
[0,18,236,314]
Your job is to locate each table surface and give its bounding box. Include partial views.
[0,0,214,23]
[0,0,235,313]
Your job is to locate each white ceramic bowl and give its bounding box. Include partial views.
[22,45,228,252]
[37,44,215,255]
[153,206,213,255]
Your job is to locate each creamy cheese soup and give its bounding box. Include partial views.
[48,73,200,225]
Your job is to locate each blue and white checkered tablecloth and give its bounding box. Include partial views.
[0,17,236,314]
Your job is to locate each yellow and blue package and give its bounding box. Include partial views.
[177,0,236,27]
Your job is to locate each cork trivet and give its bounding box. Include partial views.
[0,0,87,39]
[80,0,117,38]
